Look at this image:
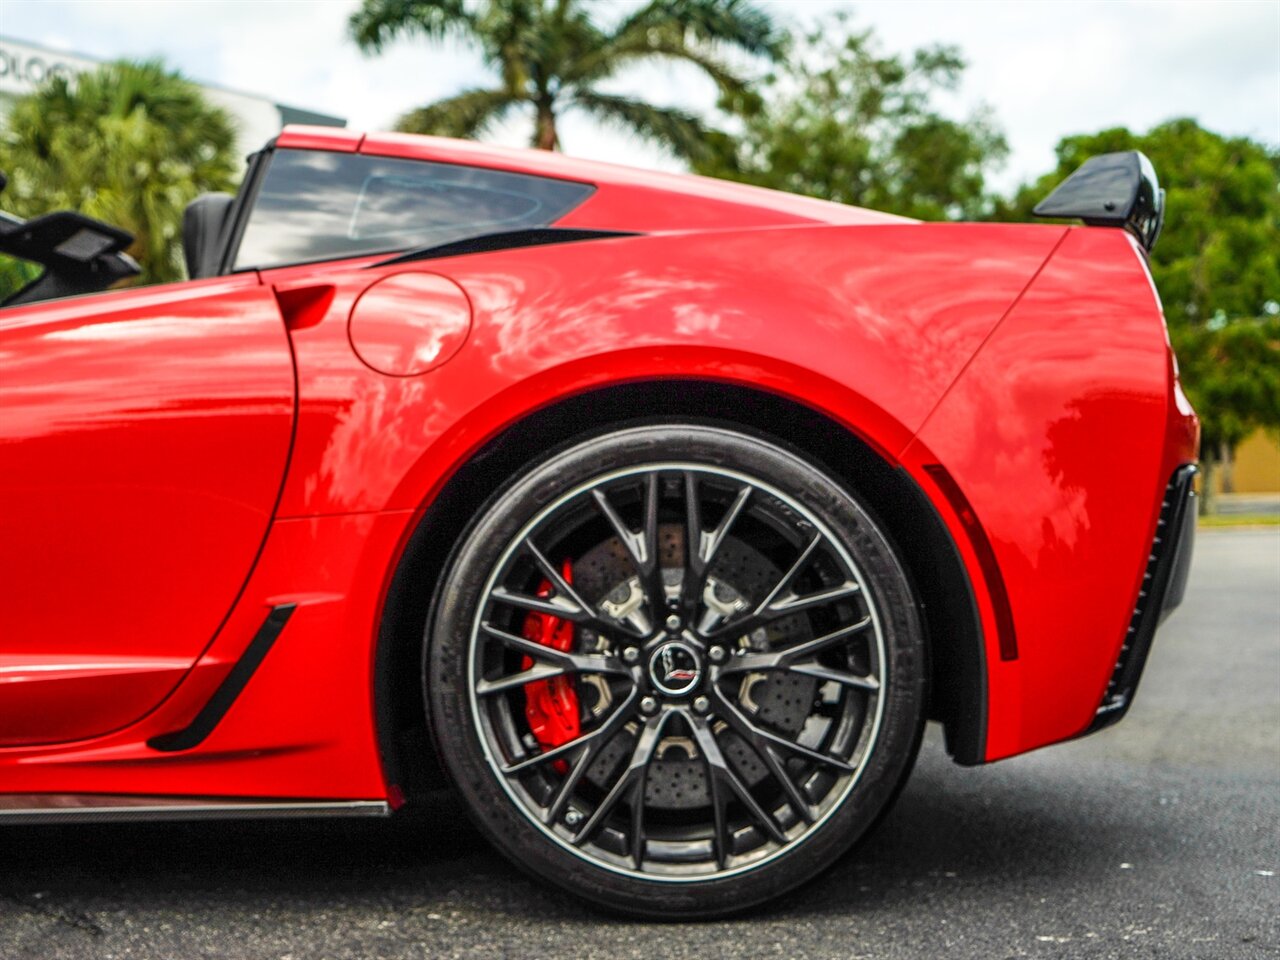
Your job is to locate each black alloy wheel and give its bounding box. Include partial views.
[426,424,926,917]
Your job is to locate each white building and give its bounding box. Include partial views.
[0,35,344,155]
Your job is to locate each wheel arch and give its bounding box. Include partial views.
[375,379,987,804]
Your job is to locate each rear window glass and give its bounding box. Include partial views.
[233,149,594,270]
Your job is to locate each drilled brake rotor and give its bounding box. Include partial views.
[571,524,817,809]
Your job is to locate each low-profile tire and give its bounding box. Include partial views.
[426,424,926,918]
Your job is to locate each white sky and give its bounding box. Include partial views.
[2,0,1277,190]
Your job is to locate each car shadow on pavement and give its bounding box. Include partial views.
[0,735,1174,926]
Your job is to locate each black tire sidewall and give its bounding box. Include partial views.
[425,424,926,918]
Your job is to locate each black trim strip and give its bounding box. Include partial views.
[892,466,988,765]
[148,604,296,752]
[216,145,275,276]
[923,464,1018,661]
[373,227,636,266]
[0,797,388,825]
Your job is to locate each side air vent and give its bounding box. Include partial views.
[148,604,296,752]
[1090,465,1197,732]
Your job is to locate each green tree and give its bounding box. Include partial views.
[0,59,238,286]
[996,120,1280,505]
[349,0,784,159]
[690,14,1009,220]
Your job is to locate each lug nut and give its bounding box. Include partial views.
[622,646,640,665]
[692,696,711,715]
[640,696,659,715]
[707,646,727,664]
[665,614,682,632]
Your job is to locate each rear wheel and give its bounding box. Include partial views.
[426,424,925,917]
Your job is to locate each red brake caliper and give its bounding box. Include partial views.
[521,557,580,772]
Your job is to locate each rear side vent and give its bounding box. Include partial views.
[1090,465,1197,732]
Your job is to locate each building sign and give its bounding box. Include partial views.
[0,40,96,96]
[0,37,343,154]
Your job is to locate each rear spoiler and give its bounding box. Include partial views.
[1033,150,1165,252]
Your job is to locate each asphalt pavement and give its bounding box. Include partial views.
[2,528,1277,960]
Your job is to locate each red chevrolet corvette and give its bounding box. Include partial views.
[0,128,1197,916]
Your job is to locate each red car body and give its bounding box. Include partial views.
[0,126,1197,813]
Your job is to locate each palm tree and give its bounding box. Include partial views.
[349,0,785,159]
[0,60,238,285]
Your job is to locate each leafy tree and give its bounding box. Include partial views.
[690,13,1009,220]
[349,0,784,159]
[0,59,238,287]
[996,120,1280,504]
[0,254,42,304]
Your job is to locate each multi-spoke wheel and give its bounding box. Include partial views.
[427,425,925,917]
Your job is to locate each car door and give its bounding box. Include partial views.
[0,273,295,746]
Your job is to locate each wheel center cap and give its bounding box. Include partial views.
[648,639,702,698]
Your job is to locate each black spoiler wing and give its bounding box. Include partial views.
[1033,150,1165,252]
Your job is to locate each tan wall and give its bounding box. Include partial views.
[1232,428,1280,493]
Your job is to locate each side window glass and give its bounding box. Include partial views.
[234,150,593,270]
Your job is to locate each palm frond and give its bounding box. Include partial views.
[573,28,753,104]
[611,0,787,60]
[395,87,522,138]
[349,0,477,53]
[472,0,542,95]
[350,0,786,153]
[0,59,238,284]
[569,91,718,163]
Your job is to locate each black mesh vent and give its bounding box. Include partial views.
[1090,465,1197,731]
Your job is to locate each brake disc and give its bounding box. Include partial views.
[572,524,817,810]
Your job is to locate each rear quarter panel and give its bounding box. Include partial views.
[908,227,1182,759]
[274,222,1067,519]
